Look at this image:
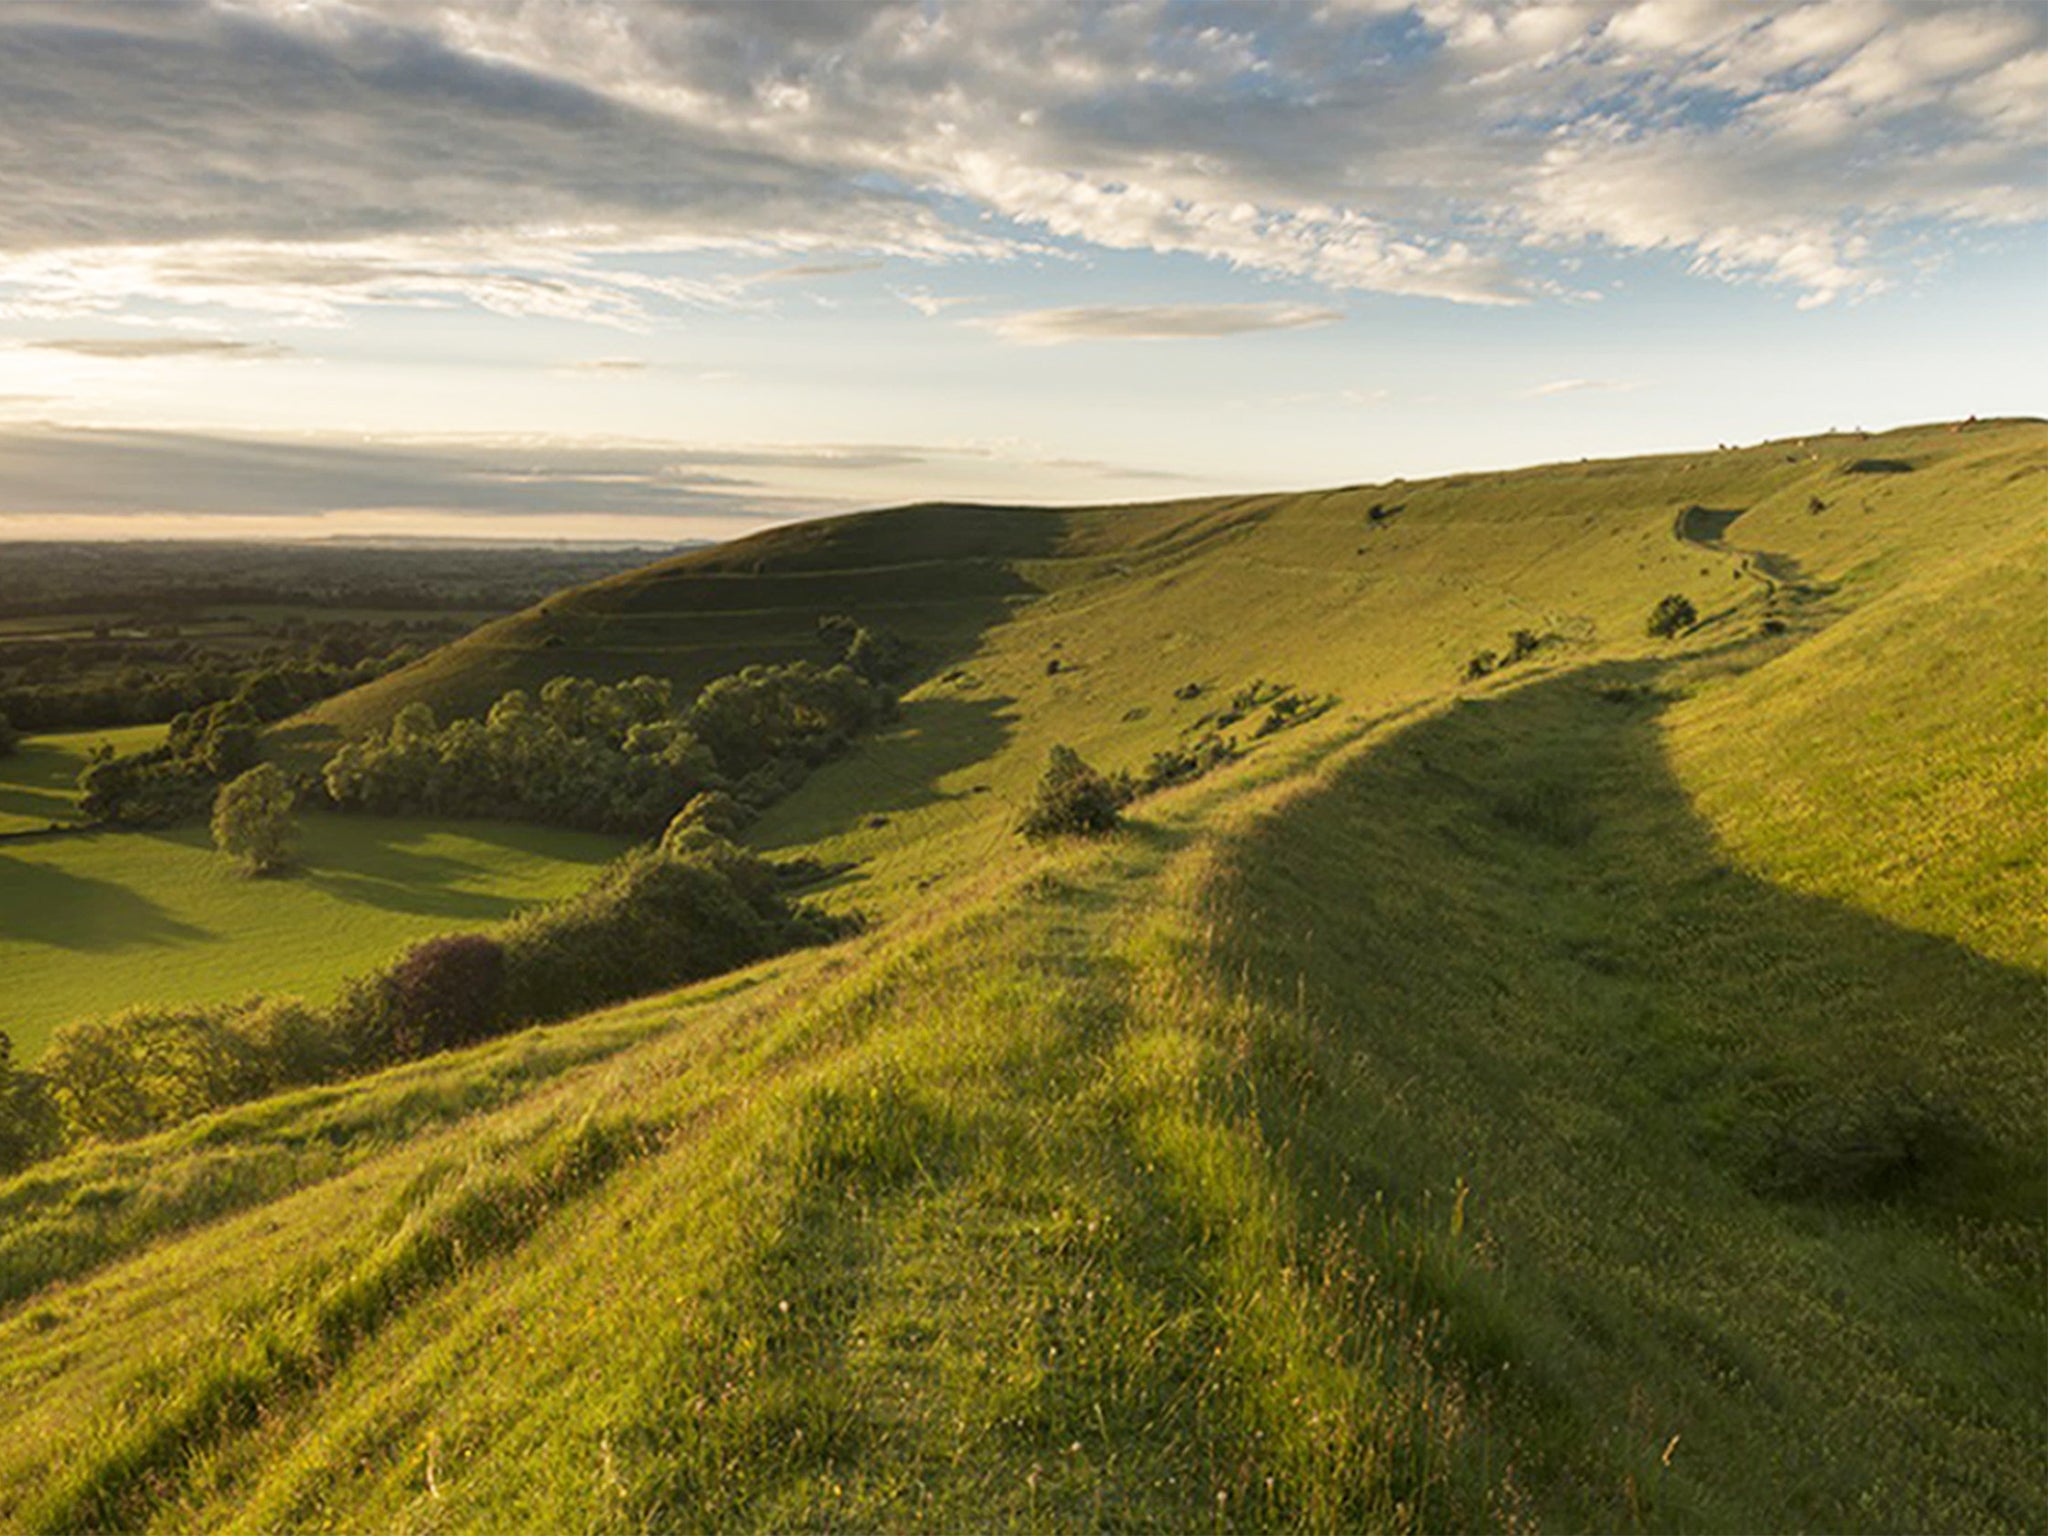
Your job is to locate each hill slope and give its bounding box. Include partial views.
[5,419,2044,1531]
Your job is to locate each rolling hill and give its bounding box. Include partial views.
[3,418,2043,1531]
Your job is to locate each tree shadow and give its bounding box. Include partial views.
[0,851,213,953]
[298,824,613,921]
[1199,658,2047,1529]
[753,691,1022,851]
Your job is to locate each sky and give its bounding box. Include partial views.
[0,0,2042,544]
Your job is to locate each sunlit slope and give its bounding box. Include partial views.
[5,420,2045,1532]
[299,501,1085,739]
[301,428,1833,747]
[748,420,2043,913]
[1664,419,2048,968]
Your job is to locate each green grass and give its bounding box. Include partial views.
[1,418,2043,1530]
[0,814,626,1059]
[0,723,168,833]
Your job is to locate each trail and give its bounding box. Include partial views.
[1672,502,1826,629]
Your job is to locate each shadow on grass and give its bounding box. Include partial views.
[296,822,615,921]
[0,852,212,952]
[758,692,1023,856]
[1201,658,2047,1530]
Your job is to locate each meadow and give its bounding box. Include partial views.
[0,723,168,833]
[0,812,625,1059]
[0,418,2041,1530]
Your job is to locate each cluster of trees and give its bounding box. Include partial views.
[0,645,420,733]
[321,619,903,836]
[0,834,844,1171]
[78,700,261,826]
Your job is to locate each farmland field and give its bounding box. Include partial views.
[0,725,169,833]
[0,814,627,1059]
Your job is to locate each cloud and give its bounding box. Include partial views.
[742,260,888,285]
[983,302,1345,345]
[0,424,932,524]
[892,287,976,318]
[0,0,2039,322]
[559,356,651,374]
[23,336,291,360]
[1524,377,1645,397]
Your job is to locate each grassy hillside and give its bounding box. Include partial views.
[1,815,625,1059]
[3,419,2043,1530]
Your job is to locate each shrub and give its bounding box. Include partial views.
[1647,593,1698,639]
[496,841,835,1023]
[1019,745,1125,841]
[38,1003,276,1142]
[1136,733,1238,795]
[663,789,754,848]
[0,1032,63,1175]
[0,709,17,758]
[1464,650,1498,682]
[212,763,299,875]
[1506,628,1542,663]
[384,934,506,1055]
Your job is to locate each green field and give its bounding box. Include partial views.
[1,814,626,1059]
[0,724,169,833]
[2,419,2043,1530]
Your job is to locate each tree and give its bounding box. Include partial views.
[384,934,506,1055]
[0,708,17,757]
[212,763,299,875]
[1019,745,1125,841]
[1648,593,1698,639]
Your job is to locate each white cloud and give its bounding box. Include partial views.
[22,337,293,361]
[559,357,651,374]
[982,302,1344,345]
[1524,377,1644,397]
[0,0,2039,323]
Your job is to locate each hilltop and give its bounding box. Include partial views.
[2,418,2043,1531]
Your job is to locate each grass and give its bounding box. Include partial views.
[0,723,168,833]
[0,814,625,1060]
[1,418,2043,1529]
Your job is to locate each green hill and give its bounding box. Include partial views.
[4,419,2043,1531]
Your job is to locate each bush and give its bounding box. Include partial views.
[1135,733,1237,795]
[0,709,17,758]
[495,840,837,1024]
[212,763,299,875]
[663,790,753,850]
[1019,745,1125,841]
[1647,593,1698,639]
[0,1032,63,1175]
[1464,650,1498,681]
[384,934,506,1055]
[38,1002,276,1142]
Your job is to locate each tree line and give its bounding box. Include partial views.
[81,615,909,836]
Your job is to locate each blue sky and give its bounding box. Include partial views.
[0,0,2041,542]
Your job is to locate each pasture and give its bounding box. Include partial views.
[0,724,168,834]
[1,814,626,1059]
